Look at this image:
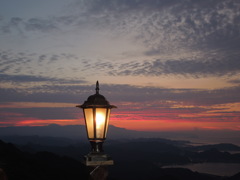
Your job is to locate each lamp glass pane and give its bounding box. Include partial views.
[95,108,107,138]
[84,108,94,139]
[104,109,111,138]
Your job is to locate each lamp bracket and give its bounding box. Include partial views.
[84,152,114,166]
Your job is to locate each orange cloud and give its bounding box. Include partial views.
[1,100,239,131]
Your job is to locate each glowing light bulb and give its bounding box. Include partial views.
[95,111,105,138]
[96,112,105,130]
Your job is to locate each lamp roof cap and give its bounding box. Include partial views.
[77,81,117,109]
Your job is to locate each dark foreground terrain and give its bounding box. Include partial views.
[1,138,240,180]
[1,124,240,180]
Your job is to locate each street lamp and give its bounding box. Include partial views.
[76,81,117,166]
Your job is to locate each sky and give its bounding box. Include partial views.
[0,0,240,134]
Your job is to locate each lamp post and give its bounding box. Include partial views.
[76,81,116,167]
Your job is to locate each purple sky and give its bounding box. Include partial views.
[0,0,240,139]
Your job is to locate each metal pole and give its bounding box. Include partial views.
[88,166,108,180]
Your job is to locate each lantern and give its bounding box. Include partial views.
[76,81,116,166]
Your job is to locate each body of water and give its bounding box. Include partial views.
[163,163,240,177]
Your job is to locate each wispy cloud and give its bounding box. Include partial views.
[1,84,240,126]
[1,17,58,34]
[0,50,82,80]
[72,51,240,78]
[1,81,239,106]
[1,0,239,79]
[1,0,239,50]
[66,0,240,52]
[0,74,59,82]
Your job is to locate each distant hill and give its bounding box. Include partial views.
[0,124,86,139]
[0,124,193,145]
[187,143,240,151]
[0,124,150,139]
[0,124,240,146]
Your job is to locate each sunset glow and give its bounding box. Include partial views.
[110,120,240,131]
[15,119,83,127]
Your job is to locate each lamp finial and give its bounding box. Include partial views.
[96,81,99,94]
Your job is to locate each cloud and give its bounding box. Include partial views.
[102,54,240,77]
[0,74,86,86]
[1,81,240,125]
[0,17,58,34]
[0,50,80,78]
[0,74,58,82]
[0,107,75,120]
[2,0,239,48]
[1,1,240,79]
[51,0,240,78]
[2,82,238,106]
[67,0,240,52]
[1,0,239,70]
[1,85,240,125]
[1,17,23,34]
[228,79,240,85]
[25,18,58,32]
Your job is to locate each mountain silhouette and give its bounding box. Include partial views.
[0,124,239,146]
[0,140,87,180]
[1,124,240,179]
[1,139,240,180]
